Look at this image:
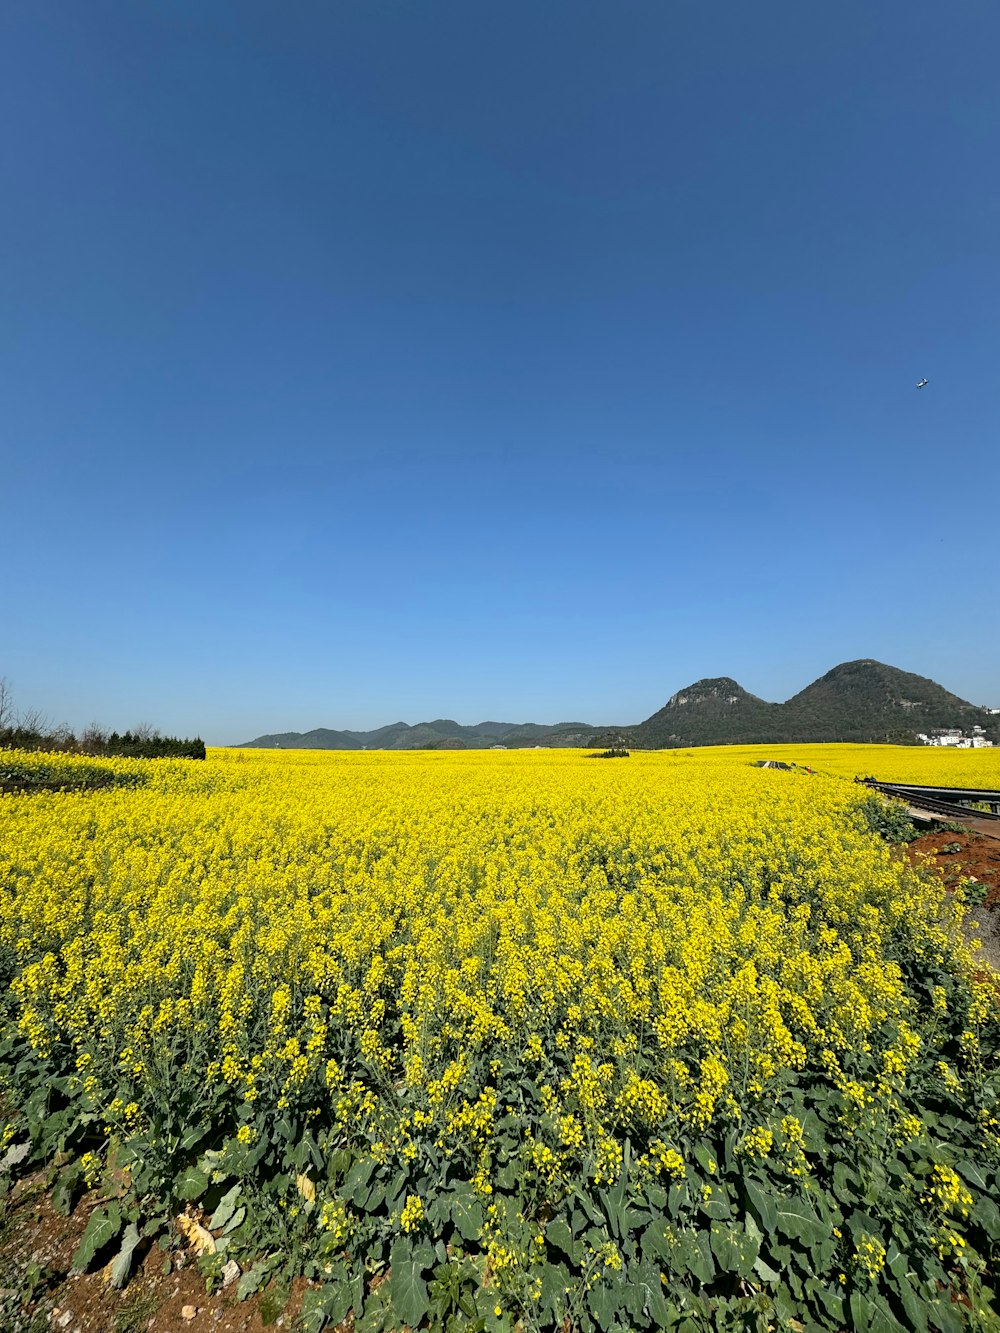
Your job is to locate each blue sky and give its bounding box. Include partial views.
[3,1,998,743]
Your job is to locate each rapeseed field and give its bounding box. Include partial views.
[1,746,997,1331]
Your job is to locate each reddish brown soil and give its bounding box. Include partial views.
[904,826,1000,976]
[0,1171,317,1333]
[906,827,1000,907]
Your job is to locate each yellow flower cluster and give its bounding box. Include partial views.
[400,1193,425,1232]
[0,743,988,1201]
[920,1163,973,1218]
[853,1231,887,1280]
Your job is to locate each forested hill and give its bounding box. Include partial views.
[631,660,999,747]
[239,719,603,750]
[239,660,999,750]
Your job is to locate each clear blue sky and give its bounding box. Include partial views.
[3,1,998,743]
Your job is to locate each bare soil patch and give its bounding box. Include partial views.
[906,827,1000,906]
[906,826,1000,972]
[0,1172,316,1333]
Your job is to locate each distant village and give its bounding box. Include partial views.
[917,723,996,748]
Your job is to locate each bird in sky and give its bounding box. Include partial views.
[916,378,929,388]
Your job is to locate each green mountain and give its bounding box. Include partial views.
[779,659,996,744]
[239,661,999,750]
[240,719,603,750]
[630,677,782,748]
[630,660,1000,748]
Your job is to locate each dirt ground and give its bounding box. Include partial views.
[906,825,1000,905]
[905,824,1000,972]
[3,829,999,1333]
[0,1174,318,1333]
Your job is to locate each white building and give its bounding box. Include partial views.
[915,730,994,748]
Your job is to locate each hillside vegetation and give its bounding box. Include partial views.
[633,661,999,749]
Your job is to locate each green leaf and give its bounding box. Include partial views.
[772,1282,797,1321]
[108,1222,141,1290]
[367,1181,390,1213]
[862,1161,889,1207]
[666,1180,685,1219]
[693,1144,718,1175]
[708,1223,759,1276]
[449,1185,484,1243]
[870,1295,905,1333]
[699,1185,732,1221]
[893,1277,929,1333]
[833,1162,859,1202]
[327,1148,352,1180]
[72,1201,123,1272]
[770,1240,792,1268]
[390,1238,431,1327]
[298,1290,330,1333]
[236,1261,270,1301]
[847,1290,902,1333]
[644,1183,667,1210]
[805,1277,845,1326]
[384,1169,408,1214]
[308,1271,356,1329]
[773,1196,827,1247]
[677,1230,714,1285]
[260,1283,290,1326]
[753,1254,780,1283]
[299,1131,325,1171]
[545,1218,578,1262]
[539,1261,570,1318]
[0,1140,31,1173]
[483,1297,514,1333]
[344,1158,375,1204]
[221,1205,245,1237]
[973,1194,1000,1240]
[848,1285,874,1327]
[622,1271,647,1321]
[412,1241,436,1270]
[955,1160,990,1192]
[811,1230,840,1270]
[495,1158,519,1190]
[52,1161,83,1217]
[208,1183,242,1232]
[744,1177,776,1234]
[925,1293,964,1333]
[357,1281,393,1333]
[797,1109,825,1151]
[641,1221,672,1262]
[635,1260,672,1328]
[586,1275,623,1327]
[175,1165,209,1202]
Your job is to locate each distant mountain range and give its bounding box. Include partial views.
[239,660,1000,751]
[240,718,602,751]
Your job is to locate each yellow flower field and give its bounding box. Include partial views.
[0,744,997,1330]
[702,742,1000,788]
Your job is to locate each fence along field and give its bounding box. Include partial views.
[1,745,998,1331]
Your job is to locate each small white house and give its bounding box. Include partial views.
[916,730,994,748]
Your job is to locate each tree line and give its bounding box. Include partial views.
[0,679,205,760]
